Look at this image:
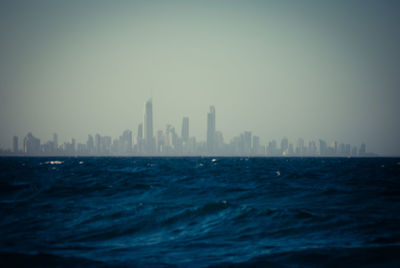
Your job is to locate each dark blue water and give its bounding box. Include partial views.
[0,157,399,267]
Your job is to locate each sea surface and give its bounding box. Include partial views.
[0,157,399,267]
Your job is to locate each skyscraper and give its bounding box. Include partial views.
[207,106,216,154]
[23,132,40,155]
[87,135,94,154]
[143,99,154,153]
[281,137,289,155]
[121,130,132,153]
[359,143,366,156]
[181,117,189,143]
[243,131,252,154]
[12,136,18,153]
[53,133,58,149]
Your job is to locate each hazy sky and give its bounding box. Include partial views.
[1,0,399,155]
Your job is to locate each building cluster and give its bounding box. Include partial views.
[3,99,371,157]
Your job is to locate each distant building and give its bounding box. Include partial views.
[121,130,132,154]
[308,141,317,155]
[296,138,305,155]
[281,137,289,155]
[136,123,144,154]
[87,135,94,154]
[252,136,260,155]
[143,99,155,153]
[267,140,278,155]
[95,134,101,154]
[288,143,294,155]
[215,131,224,153]
[207,106,216,154]
[319,139,328,156]
[181,117,189,143]
[157,130,165,153]
[243,131,252,155]
[12,136,18,153]
[53,133,58,149]
[359,143,366,156]
[23,132,40,155]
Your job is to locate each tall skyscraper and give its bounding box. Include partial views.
[87,134,94,154]
[12,136,18,153]
[207,106,216,153]
[23,132,40,155]
[359,143,366,156]
[243,131,252,154]
[281,137,289,155]
[181,117,189,143]
[53,133,58,149]
[121,130,132,153]
[319,139,328,156]
[143,99,154,153]
[95,134,101,155]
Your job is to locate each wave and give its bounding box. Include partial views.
[0,157,399,266]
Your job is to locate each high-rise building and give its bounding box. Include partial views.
[359,143,366,156]
[121,130,132,154]
[252,135,260,155]
[281,137,289,155]
[12,136,18,153]
[157,130,165,153]
[95,134,101,155]
[319,139,328,155]
[296,138,305,154]
[53,133,58,149]
[143,99,154,153]
[267,140,278,155]
[207,106,216,153]
[181,117,189,143]
[87,135,94,154]
[243,131,252,154]
[23,132,40,155]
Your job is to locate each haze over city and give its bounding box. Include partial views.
[1,1,399,155]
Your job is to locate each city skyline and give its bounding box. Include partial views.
[2,99,374,157]
[1,1,399,155]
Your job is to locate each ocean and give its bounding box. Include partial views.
[0,157,399,267]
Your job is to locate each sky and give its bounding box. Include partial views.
[0,0,399,155]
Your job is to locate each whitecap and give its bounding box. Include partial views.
[211,158,217,162]
[45,160,63,165]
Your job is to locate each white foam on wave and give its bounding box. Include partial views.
[44,161,64,165]
[211,158,217,162]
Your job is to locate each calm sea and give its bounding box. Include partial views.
[0,157,399,267]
